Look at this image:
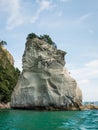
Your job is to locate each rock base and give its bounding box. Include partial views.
[80,104,98,110]
[1,103,98,110]
[11,104,82,111]
[11,104,98,111]
[0,102,10,109]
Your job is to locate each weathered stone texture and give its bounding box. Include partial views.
[11,38,82,110]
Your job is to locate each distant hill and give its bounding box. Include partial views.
[83,101,98,106]
[0,45,20,103]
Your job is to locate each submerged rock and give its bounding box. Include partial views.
[11,37,82,110]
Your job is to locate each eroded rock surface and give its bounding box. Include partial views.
[11,38,82,110]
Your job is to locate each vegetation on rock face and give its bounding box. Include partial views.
[0,45,20,103]
[27,33,57,48]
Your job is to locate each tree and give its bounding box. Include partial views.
[0,40,7,46]
[26,33,38,40]
[0,46,20,103]
[26,33,57,48]
[39,34,57,48]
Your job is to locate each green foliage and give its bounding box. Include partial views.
[26,33,38,40]
[0,40,7,46]
[39,34,57,48]
[27,33,57,48]
[0,46,20,103]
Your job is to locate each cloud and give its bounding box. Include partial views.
[70,60,98,86]
[79,79,90,85]
[57,13,92,27]
[0,0,54,29]
[58,11,63,17]
[6,0,24,30]
[60,0,72,2]
[82,86,98,101]
[70,60,98,79]
[74,13,92,24]
[41,12,93,28]
[88,29,94,34]
[85,60,98,68]
[0,0,9,11]
[0,0,25,30]
[36,0,52,11]
[85,60,98,77]
[68,60,98,101]
[31,0,53,23]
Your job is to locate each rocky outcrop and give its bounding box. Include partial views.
[80,104,98,110]
[0,103,10,109]
[11,37,82,110]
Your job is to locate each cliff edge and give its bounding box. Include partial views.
[0,45,20,103]
[11,36,82,110]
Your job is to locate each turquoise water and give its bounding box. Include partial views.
[0,109,98,130]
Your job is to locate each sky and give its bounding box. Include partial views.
[0,0,98,102]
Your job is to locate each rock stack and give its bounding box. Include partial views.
[11,37,82,110]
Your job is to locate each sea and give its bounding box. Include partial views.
[0,109,98,130]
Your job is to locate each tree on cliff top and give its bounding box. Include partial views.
[39,34,57,48]
[27,33,57,48]
[0,40,7,46]
[26,33,38,40]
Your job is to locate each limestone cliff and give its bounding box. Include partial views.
[11,37,82,110]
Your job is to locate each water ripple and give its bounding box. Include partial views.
[0,110,98,130]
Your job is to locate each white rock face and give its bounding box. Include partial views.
[11,38,82,110]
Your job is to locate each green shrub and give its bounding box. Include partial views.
[27,33,57,48]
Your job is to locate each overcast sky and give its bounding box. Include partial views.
[0,0,98,101]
